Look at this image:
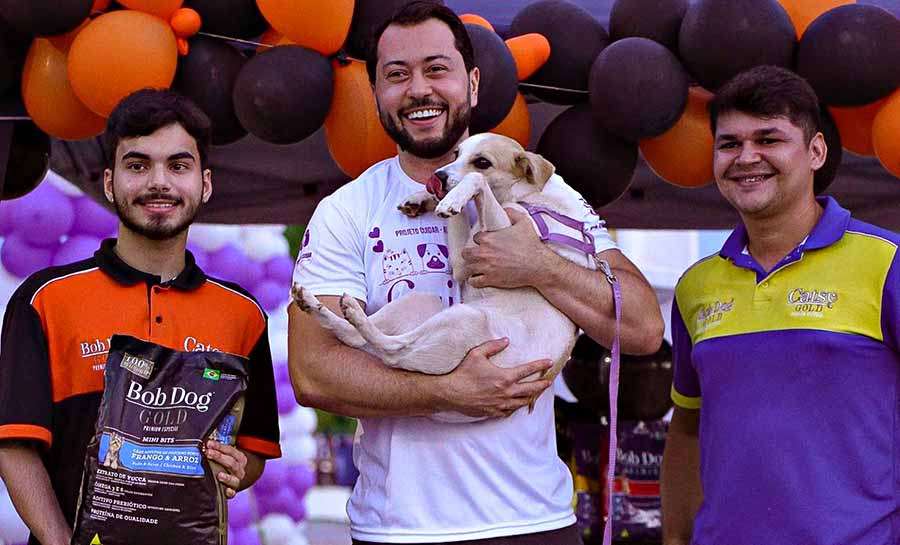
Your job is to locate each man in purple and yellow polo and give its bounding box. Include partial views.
[661,65,899,545]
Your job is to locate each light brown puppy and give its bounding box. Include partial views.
[293,133,600,418]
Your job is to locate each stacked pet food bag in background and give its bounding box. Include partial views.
[0,172,359,545]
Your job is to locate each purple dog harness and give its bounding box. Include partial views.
[520,202,621,545]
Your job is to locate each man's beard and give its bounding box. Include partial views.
[113,191,198,241]
[379,97,472,159]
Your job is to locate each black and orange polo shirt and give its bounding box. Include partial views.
[0,239,281,532]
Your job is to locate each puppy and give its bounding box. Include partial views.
[293,134,600,417]
[104,432,124,469]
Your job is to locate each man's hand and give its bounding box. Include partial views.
[436,338,554,418]
[463,208,552,289]
[205,440,247,498]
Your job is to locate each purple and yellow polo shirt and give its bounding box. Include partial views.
[671,197,900,545]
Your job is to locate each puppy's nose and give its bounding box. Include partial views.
[434,170,448,184]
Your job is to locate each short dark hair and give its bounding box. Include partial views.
[103,88,212,168]
[709,65,821,143]
[365,1,476,84]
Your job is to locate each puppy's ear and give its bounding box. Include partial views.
[516,152,555,189]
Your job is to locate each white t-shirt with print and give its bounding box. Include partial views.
[292,156,616,543]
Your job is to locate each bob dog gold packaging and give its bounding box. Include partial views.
[72,334,247,545]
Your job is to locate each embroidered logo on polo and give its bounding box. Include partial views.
[695,298,735,334]
[787,287,839,318]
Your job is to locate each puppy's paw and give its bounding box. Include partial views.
[434,197,464,218]
[398,191,437,217]
[339,293,366,326]
[292,285,322,313]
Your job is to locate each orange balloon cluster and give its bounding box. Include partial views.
[324,60,397,178]
[118,0,183,19]
[776,0,856,38]
[872,90,900,177]
[492,92,531,148]
[640,86,715,188]
[68,10,178,117]
[257,0,354,56]
[22,39,106,140]
[829,98,887,157]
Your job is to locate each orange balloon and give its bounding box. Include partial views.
[872,89,900,177]
[46,18,90,52]
[68,10,178,117]
[505,33,551,81]
[22,39,106,140]
[460,13,494,32]
[92,0,111,13]
[828,98,886,156]
[118,0,183,19]
[491,92,531,148]
[640,86,715,188]
[255,27,294,53]
[170,7,201,38]
[325,59,397,178]
[776,0,855,38]
[257,0,353,56]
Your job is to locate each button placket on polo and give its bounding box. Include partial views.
[149,285,169,341]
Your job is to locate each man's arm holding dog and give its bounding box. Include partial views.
[463,209,663,354]
[0,441,72,545]
[289,297,554,419]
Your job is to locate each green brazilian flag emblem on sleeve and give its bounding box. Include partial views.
[202,368,221,381]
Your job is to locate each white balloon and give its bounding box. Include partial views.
[43,170,84,197]
[240,229,289,262]
[279,435,318,464]
[0,489,29,544]
[258,513,295,545]
[283,532,309,545]
[188,224,242,252]
[0,263,22,307]
[269,331,289,369]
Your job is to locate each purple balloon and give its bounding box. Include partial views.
[206,244,265,289]
[252,279,286,312]
[186,242,210,271]
[265,254,294,285]
[70,196,118,238]
[276,380,295,415]
[0,202,16,236]
[287,462,316,499]
[229,525,263,545]
[52,235,101,266]
[255,486,304,520]
[228,489,257,529]
[1,233,57,278]
[10,183,75,247]
[251,458,290,497]
[273,359,290,384]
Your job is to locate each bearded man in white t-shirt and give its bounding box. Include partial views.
[288,2,664,543]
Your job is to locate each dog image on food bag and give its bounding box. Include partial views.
[72,335,248,545]
[294,133,606,417]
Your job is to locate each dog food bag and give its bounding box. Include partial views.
[72,334,249,545]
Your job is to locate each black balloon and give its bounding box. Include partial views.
[537,103,637,207]
[345,0,445,60]
[233,45,334,145]
[466,24,518,134]
[562,335,673,420]
[509,0,609,104]
[797,5,900,107]
[679,0,795,91]
[173,36,248,146]
[589,37,689,142]
[185,0,269,40]
[0,0,92,36]
[609,0,688,51]
[0,121,51,200]
[815,108,842,195]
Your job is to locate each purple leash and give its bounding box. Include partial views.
[596,258,621,545]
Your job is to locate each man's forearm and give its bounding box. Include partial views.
[661,422,703,544]
[0,441,71,545]
[288,304,448,418]
[532,250,664,355]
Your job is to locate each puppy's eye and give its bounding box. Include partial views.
[472,157,492,170]
[452,149,460,160]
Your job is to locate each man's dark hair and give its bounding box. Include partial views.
[365,1,476,84]
[103,88,212,168]
[709,65,821,143]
